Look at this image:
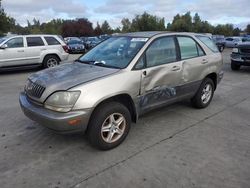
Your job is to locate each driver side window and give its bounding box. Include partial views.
[146,36,177,68]
[5,37,24,48]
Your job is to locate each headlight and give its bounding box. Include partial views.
[232,48,239,53]
[44,91,81,112]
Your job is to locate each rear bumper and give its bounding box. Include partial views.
[61,53,69,61]
[68,49,85,54]
[19,92,92,134]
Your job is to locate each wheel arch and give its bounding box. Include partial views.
[42,54,61,63]
[89,94,138,124]
[205,72,217,90]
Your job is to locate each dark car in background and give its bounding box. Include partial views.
[85,37,101,49]
[67,40,86,54]
[231,43,250,70]
[212,35,225,52]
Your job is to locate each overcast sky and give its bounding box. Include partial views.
[2,0,250,29]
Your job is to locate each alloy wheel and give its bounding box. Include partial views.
[101,113,126,143]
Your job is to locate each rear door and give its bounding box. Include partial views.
[0,37,26,67]
[24,36,46,64]
[138,36,183,112]
[176,36,208,95]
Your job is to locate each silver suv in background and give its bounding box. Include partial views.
[224,37,242,48]
[20,32,223,150]
[0,35,69,70]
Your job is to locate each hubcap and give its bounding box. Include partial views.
[201,83,212,104]
[101,113,126,143]
[47,58,58,68]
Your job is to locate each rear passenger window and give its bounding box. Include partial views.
[44,37,60,45]
[146,37,177,67]
[27,37,44,47]
[197,36,219,53]
[177,37,205,59]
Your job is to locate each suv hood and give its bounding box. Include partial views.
[28,62,120,103]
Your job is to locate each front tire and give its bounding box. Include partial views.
[87,102,131,150]
[231,61,241,71]
[191,78,215,109]
[43,55,60,68]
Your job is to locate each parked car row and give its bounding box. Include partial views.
[212,35,250,52]
[64,35,110,53]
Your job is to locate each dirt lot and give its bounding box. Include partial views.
[0,49,250,188]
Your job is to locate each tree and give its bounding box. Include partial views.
[0,0,13,36]
[130,12,165,32]
[62,18,94,37]
[168,12,192,32]
[121,18,132,32]
[214,24,234,36]
[94,22,103,35]
[245,24,250,34]
[233,27,241,36]
[193,13,202,33]
[101,20,112,34]
[113,27,121,33]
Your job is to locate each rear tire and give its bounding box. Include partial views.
[231,61,240,71]
[43,55,60,68]
[191,78,215,109]
[87,102,131,150]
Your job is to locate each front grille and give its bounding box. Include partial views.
[240,48,250,54]
[26,80,46,98]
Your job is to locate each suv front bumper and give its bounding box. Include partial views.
[19,92,91,134]
[231,53,250,66]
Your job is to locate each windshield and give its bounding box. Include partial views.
[0,37,8,44]
[79,36,148,69]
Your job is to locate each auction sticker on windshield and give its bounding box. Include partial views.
[131,38,148,42]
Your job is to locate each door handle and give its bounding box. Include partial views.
[142,70,147,76]
[41,48,47,51]
[17,50,24,52]
[171,66,181,71]
[201,59,208,64]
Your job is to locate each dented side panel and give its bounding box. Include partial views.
[139,61,183,111]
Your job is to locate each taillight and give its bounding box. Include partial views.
[62,45,69,53]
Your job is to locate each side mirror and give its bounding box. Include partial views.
[0,44,8,49]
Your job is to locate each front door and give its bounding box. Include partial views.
[139,36,183,112]
[0,37,25,67]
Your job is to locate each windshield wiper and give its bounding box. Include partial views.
[94,63,120,69]
[75,59,95,64]
[76,59,120,69]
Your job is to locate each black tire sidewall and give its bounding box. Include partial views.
[192,78,215,108]
[87,102,131,150]
[231,61,240,70]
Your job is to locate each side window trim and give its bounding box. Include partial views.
[4,37,24,48]
[26,37,45,47]
[133,35,180,70]
[176,35,206,61]
[145,36,178,68]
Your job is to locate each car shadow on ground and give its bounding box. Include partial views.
[0,67,42,75]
